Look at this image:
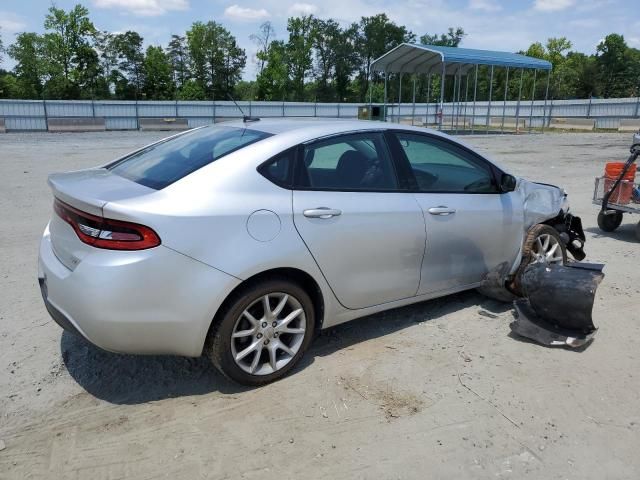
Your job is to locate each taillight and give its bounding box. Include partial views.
[53,198,161,250]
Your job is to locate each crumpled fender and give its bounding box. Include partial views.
[516,179,569,231]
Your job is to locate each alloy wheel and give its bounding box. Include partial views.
[230,292,306,376]
[530,233,564,265]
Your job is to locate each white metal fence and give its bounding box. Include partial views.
[0,97,639,132]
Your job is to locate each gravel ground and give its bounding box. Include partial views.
[0,130,639,479]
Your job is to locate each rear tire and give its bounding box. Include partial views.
[597,211,623,232]
[206,277,315,386]
[635,221,640,242]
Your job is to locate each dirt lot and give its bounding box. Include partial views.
[0,130,639,479]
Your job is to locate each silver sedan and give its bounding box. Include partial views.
[38,119,584,385]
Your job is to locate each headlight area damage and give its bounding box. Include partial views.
[519,179,586,262]
[479,179,603,349]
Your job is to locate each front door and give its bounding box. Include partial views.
[389,131,523,295]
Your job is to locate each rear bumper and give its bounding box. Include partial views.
[38,224,240,357]
[39,277,82,337]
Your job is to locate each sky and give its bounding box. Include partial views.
[1,0,639,79]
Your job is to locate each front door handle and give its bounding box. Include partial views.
[428,206,456,216]
[303,207,342,219]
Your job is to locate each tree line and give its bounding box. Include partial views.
[0,4,638,102]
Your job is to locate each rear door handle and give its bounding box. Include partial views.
[428,206,456,216]
[303,207,342,219]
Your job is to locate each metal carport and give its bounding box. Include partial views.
[370,43,552,133]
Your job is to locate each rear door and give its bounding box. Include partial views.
[388,131,523,295]
[292,131,425,310]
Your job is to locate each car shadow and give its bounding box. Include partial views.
[61,290,511,405]
[305,291,511,359]
[585,225,639,243]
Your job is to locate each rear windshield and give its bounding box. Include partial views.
[107,126,272,189]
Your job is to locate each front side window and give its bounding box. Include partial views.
[297,132,398,191]
[108,126,272,190]
[394,133,498,193]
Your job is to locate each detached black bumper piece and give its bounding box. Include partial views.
[510,262,604,348]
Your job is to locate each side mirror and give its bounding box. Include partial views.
[500,173,517,193]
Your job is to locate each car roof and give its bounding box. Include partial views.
[215,118,449,142]
[205,118,509,174]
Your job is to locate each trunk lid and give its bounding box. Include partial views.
[47,168,157,270]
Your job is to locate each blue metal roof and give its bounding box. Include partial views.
[371,43,552,74]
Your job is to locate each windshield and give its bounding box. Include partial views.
[107,126,272,190]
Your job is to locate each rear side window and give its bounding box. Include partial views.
[297,132,398,191]
[108,126,272,189]
[258,149,295,188]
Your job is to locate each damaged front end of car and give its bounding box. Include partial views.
[479,179,603,348]
[479,179,586,299]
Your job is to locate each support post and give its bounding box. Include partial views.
[587,93,592,118]
[471,65,478,134]
[635,90,640,118]
[515,68,524,133]
[91,98,96,118]
[463,71,469,132]
[398,73,403,123]
[439,63,446,130]
[426,73,431,125]
[454,66,462,133]
[501,67,509,134]
[213,96,217,123]
[528,69,537,133]
[411,76,416,126]
[383,72,388,122]
[368,80,373,120]
[452,69,458,132]
[135,100,139,130]
[486,65,494,135]
[175,98,179,118]
[43,99,49,131]
[542,70,551,132]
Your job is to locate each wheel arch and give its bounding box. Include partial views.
[205,267,325,348]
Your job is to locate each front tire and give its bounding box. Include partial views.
[206,277,315,386]
[512,224,567,295]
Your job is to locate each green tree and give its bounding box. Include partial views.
[8,32,45,98]
[186,21,246,99]
[255,40,289,100]
[95,31,120,97]
[420,27,465,47]
[167,35,190,88]
[42,4,98,98]
[0,28,4,67]
[234,80,256,100]
[250,22,275,76]
[311,19,359,102]
[286,16,316,101]
[143,45,175,99]
[355,14,415,101]
[596,34,640,98]
[0,71,21,98]
[114,31,145,98]
[177,79,206,100]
